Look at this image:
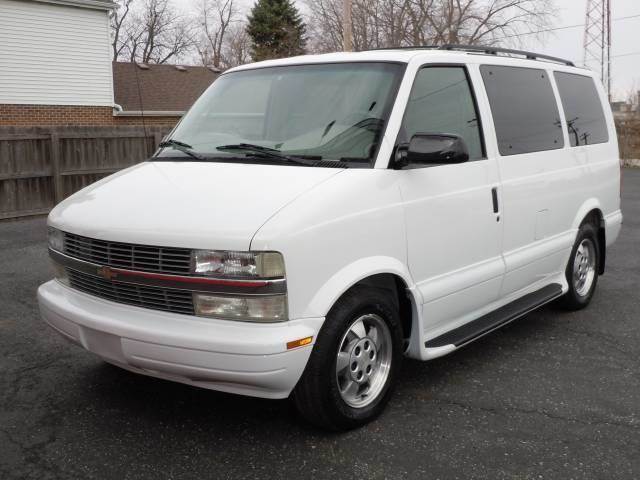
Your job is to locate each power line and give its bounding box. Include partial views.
[496,12,640,41]
[611,51,640,59]
[584,51,640,61]
[496,11,640,89]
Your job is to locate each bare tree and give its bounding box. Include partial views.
[421,0,553,45]
[305,0,432,52]
[196,0,239,69]
[122,0,195,64]
[304,0,344,52]
[110,0,248,68]
[110,0,134,60]
[305,0,554,52]
[221,24,251,68]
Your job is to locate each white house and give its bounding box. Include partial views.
[0,0,116,126]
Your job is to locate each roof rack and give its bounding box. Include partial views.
[368,44,575,67]
[439,44,575,66]
[368,45,440,51]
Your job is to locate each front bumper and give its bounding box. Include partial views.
[38,280,323,399]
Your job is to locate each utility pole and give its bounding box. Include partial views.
[343,0,353,52]
[607,0,611,99]
[583,0,612,100]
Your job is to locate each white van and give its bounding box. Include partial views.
[39,46,622,430]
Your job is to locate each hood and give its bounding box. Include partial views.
[49,161,344,250]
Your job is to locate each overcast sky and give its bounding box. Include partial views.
[519,0,640,101]
[187,0,640,101]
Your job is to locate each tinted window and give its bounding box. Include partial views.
[554,72,609,146]
[480,65,564,155]
[400,67,484,161]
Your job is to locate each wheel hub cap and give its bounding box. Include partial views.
[348,337,377,384]
[573,238,596,297]
[335,313,392,408]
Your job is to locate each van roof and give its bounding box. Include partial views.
[375,45,575,66]
[228,45,589,75]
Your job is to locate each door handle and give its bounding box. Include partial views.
[491,187,499,213]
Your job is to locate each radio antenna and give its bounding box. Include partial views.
[132,61,149,145]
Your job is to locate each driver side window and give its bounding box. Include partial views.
[400,66,485,161]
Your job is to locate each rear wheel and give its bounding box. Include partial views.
[558,222,600,310]
[293,287,403,431]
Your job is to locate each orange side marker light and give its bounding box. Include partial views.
[287,336,313,350]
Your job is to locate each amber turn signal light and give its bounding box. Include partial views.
[286,336,313,350]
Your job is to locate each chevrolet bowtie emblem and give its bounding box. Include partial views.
[97,266,117,281]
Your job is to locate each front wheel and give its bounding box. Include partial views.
[558,222,600,310]
[293,287,404,431]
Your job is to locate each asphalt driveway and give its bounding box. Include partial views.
[1,169,639,480]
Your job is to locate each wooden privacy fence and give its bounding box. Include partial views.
[616,118,640,160]
[0,126,171,220]
[0,122,637,221]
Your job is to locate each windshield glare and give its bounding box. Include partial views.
[158,62,404,166]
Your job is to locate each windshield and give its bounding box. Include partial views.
[155,62,404,167]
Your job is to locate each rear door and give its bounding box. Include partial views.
[396,65,504,338]
[552,71,617,232]
[479,65,572,297]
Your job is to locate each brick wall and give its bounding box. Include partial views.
[0,104,179,128]
[113,115,181,126]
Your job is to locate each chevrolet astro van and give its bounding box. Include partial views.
[38,45,623,430]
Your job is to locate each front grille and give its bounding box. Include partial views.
[63,232,192,275]
[68,269,195,315]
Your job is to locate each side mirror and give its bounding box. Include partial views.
[394,133,469,169]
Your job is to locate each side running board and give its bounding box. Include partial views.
[425,283,563,349]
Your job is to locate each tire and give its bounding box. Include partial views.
[292,286,404,431]
[557,221,600,310]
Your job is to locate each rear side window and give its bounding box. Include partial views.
[554,72,609,146]
[480,65,564,156]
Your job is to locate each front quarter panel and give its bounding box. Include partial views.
[251,169,412,321]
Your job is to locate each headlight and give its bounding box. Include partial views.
[193,293,287,322]
[48,227,64,252]
[192,250,285,279]
[192,250,287,321]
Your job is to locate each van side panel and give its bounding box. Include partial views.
[253,56,621,362]
[477,64,620,299]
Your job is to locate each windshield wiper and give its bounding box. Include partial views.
[158,139,205,160]
[216,143,321,167]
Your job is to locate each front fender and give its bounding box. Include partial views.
[304,256,426,360]
[305,256,422,319]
